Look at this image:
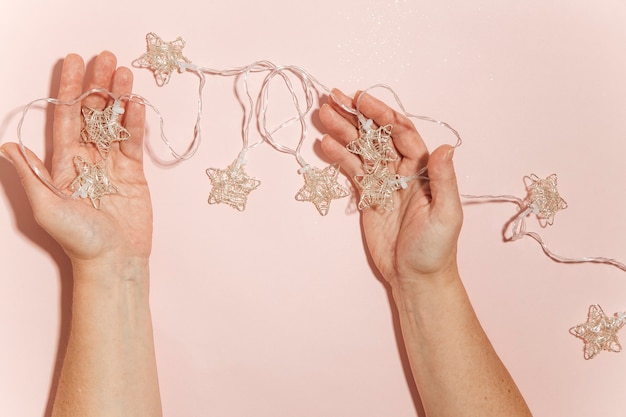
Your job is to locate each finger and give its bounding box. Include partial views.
[327,88,358,127]
[111,65,133,98]
[108,66,144,162]
[118,76,146,163]
[427,145,462,227]
[120,98,146,163]
[320,134,362,179]
[52,54,85,173]
[1,142,59,209]
[82,51,118,109]
[355,92,427,163]
[319,102,358,146]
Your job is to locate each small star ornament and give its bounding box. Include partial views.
[70,156,118,209]
[570,304,626,360]
[81,104,130,158]
[347,121,398,172]
[206,161,261,211]
[295,164,350,216]
[353,166,404,211]
[133,32,191,86]
[524,174,567,225]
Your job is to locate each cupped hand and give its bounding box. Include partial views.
[1,51,152,264]
[319,89,463,285]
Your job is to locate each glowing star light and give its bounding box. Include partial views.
[81,104,130,158]
[524,173,567,225]
[133,32,191,86]
[206,161,261,211]
[70,156,118,209]
[570,304,626,360]
[295,164,350,216]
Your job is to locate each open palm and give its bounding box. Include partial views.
[2,51,152,264]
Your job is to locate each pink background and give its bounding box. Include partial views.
[2,1,626,416]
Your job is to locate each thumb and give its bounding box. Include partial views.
[427,145,463,225]
[1,142,59,207]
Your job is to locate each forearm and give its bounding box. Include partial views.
[391,269,531,417]
[51,258,162,417]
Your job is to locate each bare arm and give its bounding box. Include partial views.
[319,89,532,417]
[1,51,161,417]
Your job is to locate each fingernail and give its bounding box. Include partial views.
[445,147,455,161]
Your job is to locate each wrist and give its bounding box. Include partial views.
[71,255,150,286]
[390,267,473,338]
[70,256,152,324]
[389,262,461,296]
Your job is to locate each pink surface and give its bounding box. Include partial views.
[2,1,626,416]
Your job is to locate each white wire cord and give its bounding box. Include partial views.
[461,193,626,272]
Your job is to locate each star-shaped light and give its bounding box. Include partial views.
[295,164,350,216]
[81,104,130,158]
[524,173,567,225]
[133,32,191,86]
[570,304,626,360]
[70,156,118,209]
[206,161,261,211]
[353,166,402,211]
[347,122,398,172]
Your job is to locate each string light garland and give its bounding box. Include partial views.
[11,32,626,360]
[37,33,626,262]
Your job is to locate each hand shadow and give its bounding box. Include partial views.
[0,54,97,417]
[357,220,427,417]
[312,94,426,417]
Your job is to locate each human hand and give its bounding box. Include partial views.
[1,51,152,267]
[319,89,462,286]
